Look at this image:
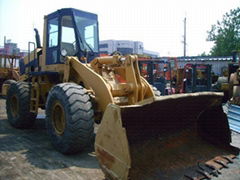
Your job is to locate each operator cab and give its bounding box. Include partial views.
[46,8,99,64]
[19,8,99,75]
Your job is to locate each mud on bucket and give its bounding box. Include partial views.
[95,92,235,180]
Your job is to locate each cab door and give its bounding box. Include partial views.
[46,17,60,65]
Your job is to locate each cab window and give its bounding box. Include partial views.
[48,18,59,47]
[60,16,77,62]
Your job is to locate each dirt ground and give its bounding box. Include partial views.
[0,99,240,180]
[0,99,104,180]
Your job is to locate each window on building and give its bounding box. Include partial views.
[99,44,108,48]
[48,18,59,47]
[117,48,133,55]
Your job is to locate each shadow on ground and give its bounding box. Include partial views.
[0,115,100,170]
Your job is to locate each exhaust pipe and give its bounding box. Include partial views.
[34,28,41,48]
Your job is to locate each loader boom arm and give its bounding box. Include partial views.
[63,56,114,112]
[63,55,155,112]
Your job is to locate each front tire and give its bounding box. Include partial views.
[46,83,94,154]
[6,82,36,128]
[1,79,16,99]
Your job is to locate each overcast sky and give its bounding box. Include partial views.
[0,0,239,56]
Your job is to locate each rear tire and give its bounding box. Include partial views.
[6,82,36,128]
[46,83,94,154]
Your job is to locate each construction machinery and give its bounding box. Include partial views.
[138,59,166,95]
[164,57,178,81]
[0,54,20,96]
[138,57,180,95]
[181,63,212,93]
[161,57,187,95]
[214,50,240,103]
[3,8,240,180]
[163,62,212,94]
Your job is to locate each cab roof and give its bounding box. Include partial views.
[46,8,98,20]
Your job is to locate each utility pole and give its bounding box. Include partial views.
[4,36,6,46]
[183,17,186,57]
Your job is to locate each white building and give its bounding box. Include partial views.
[143,49,159,58]
[99,40,159,57]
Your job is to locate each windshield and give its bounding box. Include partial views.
[74,15,98,53]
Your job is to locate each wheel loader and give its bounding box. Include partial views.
[0,54,20,97]
[3,8,240,180]
[181,63,212,93]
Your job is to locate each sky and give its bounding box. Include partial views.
[0,0,240,56]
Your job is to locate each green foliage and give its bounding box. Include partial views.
[198,52,208,56]
[207,7,240,56]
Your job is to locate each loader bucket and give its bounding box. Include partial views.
[95,92,239,180]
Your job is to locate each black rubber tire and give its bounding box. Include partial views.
[3,79,17,85]
[46,83,94,154]
[152,86,161,97]
[0,79,16,99]
[6,82,36,128]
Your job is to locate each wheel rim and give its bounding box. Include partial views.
[52,101,65,135]
[10,95,19,118]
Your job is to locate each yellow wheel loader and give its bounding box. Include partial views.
[3,8,240,179]
[0,54,20,97]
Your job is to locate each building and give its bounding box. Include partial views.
[99,40,144,55]
[0,38,27,58]
[0,39,21,55]
[99,40,159,57]
[143,49,159,58]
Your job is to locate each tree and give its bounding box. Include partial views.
[207,7,240,56]
[198,52,208,56]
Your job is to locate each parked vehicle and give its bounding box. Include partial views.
[3,8,239,180]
